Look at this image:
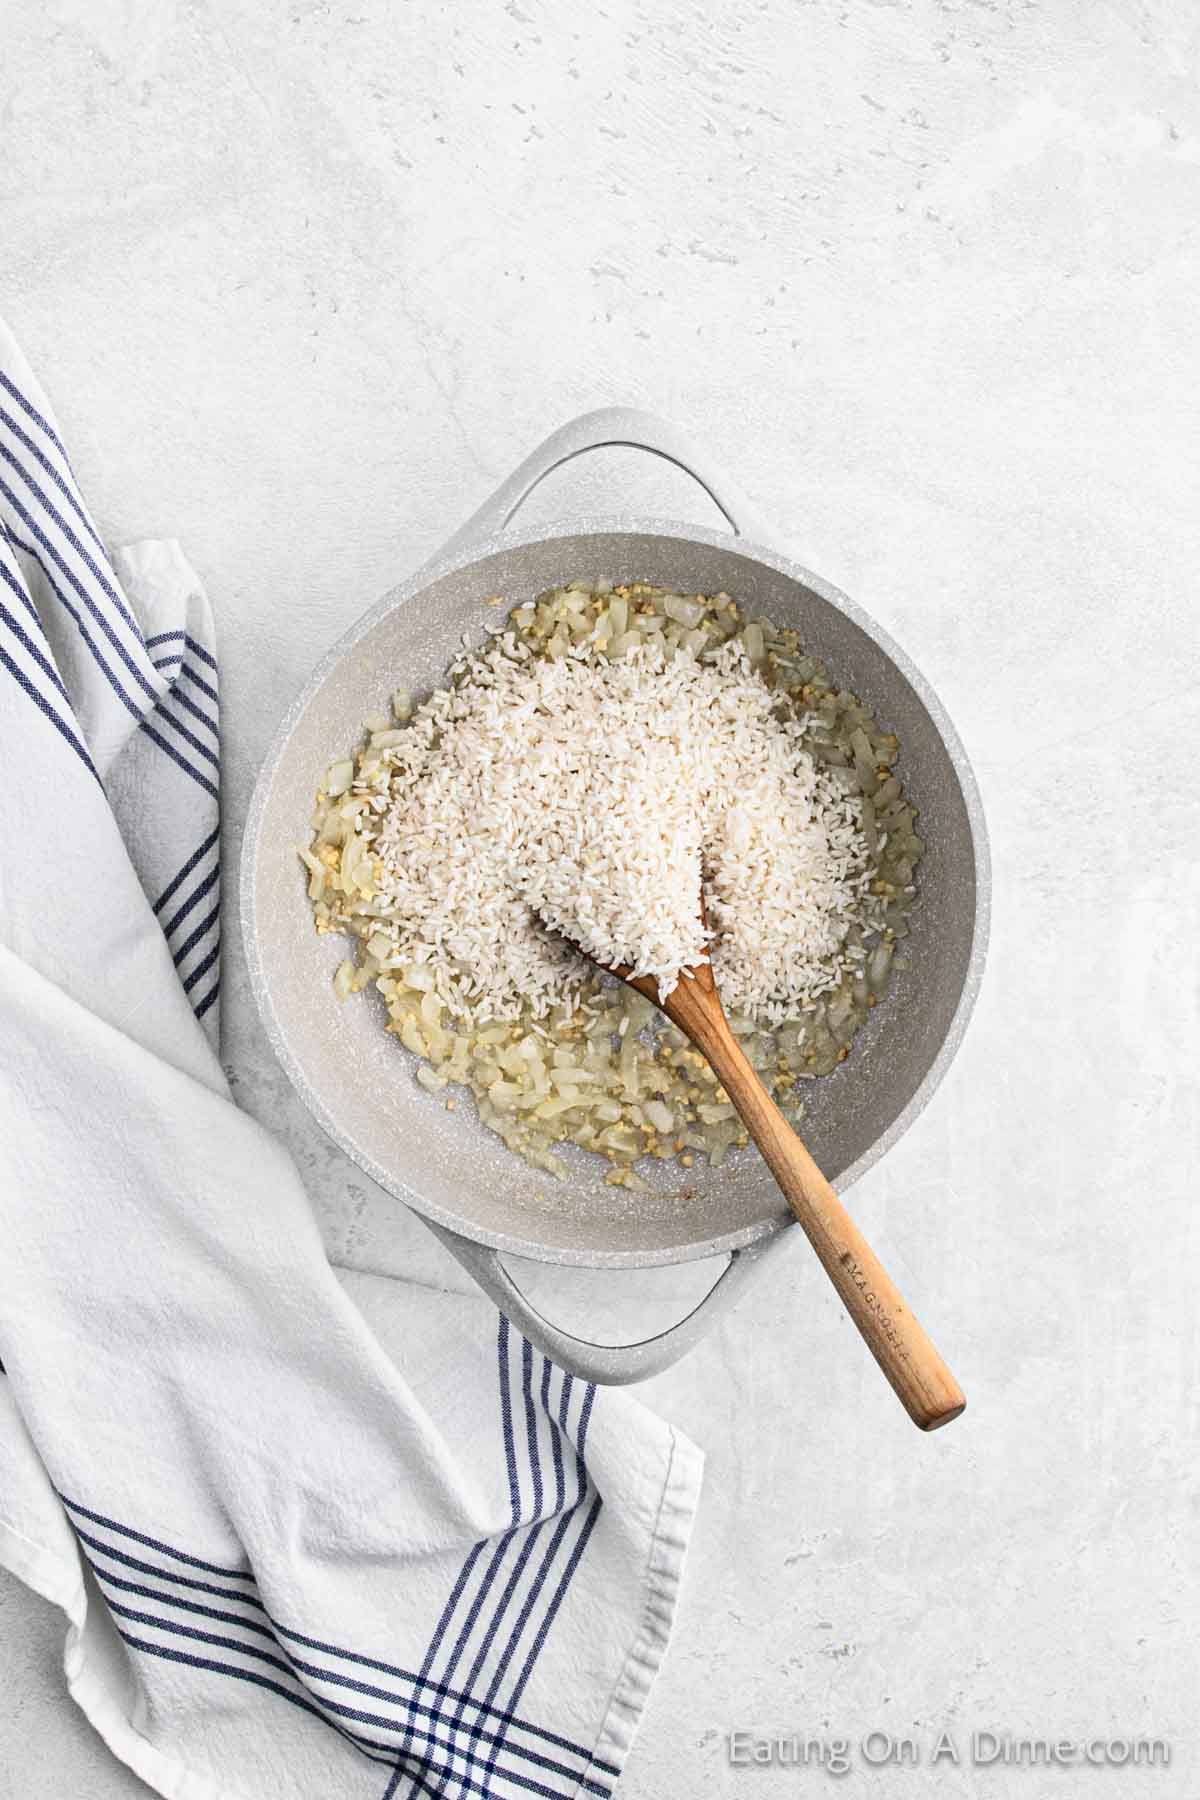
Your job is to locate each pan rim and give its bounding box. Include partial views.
[240,514,990,1269]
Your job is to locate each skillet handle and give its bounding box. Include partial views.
[421,1219,792,1386]
[438,406,785,560]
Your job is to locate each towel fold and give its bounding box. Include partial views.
[0,318,702,1800]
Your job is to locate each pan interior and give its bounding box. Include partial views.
[246,527,980,1264]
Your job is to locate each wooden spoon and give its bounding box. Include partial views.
[596,931,965,1432]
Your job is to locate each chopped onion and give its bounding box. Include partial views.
[662,594,705,627]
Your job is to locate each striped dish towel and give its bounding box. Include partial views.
[0,317,703,1800]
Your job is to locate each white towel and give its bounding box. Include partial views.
[0,318,703,1800]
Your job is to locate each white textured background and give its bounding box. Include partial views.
[2,1,1199,1796]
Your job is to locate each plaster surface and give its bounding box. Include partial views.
[1,2,1198,1796]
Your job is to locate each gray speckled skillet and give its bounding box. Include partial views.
[241,409,989,1384]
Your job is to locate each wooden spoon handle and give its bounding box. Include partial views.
[683,1007,965,1431]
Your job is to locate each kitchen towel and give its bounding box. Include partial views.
[0,317,703,1800]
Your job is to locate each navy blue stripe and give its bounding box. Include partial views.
[448,1518,552,1760]
[96,1545,608,1775]
[380,1759,407,1800]
[473,1496,606,1800]
[0,367,79,471]
[433,1527,517,1712]
[396,1538,486,1770]
[179,662,219,706]
[409,1744,592,1800]
[441,1338,556,1794]
[434,1323,524,1705]
[71,1497,610,1773]
[156,701,219,769]
[378,1724,595,1800]
[92,1563,605,1794]
[185,632,218,671]
[383,1738,571,1800]
[193,976,221,1022]
[114,1593,604,1800]
[6,527,145,724]
[503,1494,603,1721]
[0,369,72,461]
[153,827,220,916]
[0,400,106,557]
[484,1409,590,1724]
[0,640,99,783]
[280,1631,608,1790]
[455,1463,587,1786]
[0,589,73,708]
[576,1385,596,1487]
[0,439,142,638]
[125,1622,579,1800]
[172,900,220,968]
[499,1317,521,1524]
[289,1650,608,1797]
[0,486,159,725]
[556,1376,576,1503]
[441,1341,549,1774]
[109,1597,312,1687]
[400,1321,526,1799]
[271,1616,606,1773]
[152,653,182,671]
[163,861,220,939]
[114,1630,408,1777]
[91,1565,274,1637]
[139,722,219,800]
[523,1337,543,1521]
[466,1386,600,1794]
[168,679,219,737]
[393,1329,563,1800]
[5,523,219,804]
[542,1359,566,1515]
[183,937,220,995]
[489,1510,579,1691]
[149,629,217,672]
[0,534,219,815]
[469,1503,591,1791]
[292,1651,607,1793]
[72,1524,265,1607]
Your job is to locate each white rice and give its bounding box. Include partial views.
[360,631,868,1025]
